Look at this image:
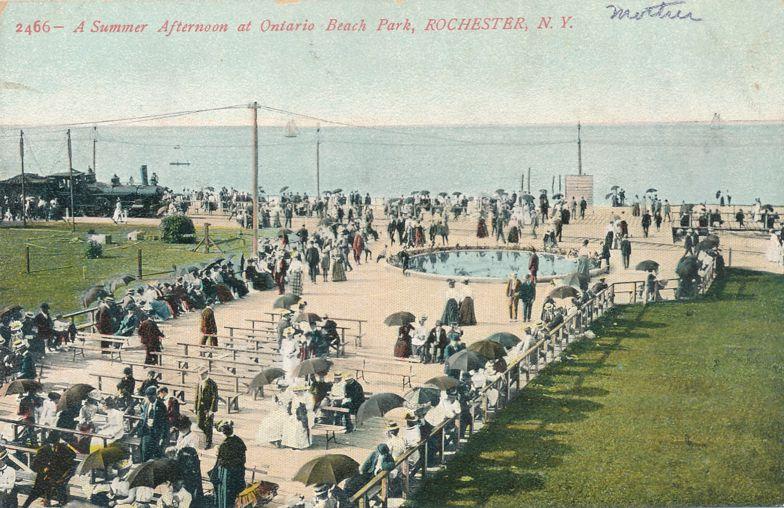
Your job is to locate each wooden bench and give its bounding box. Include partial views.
[70,335,128,362]
[335,359,415,389]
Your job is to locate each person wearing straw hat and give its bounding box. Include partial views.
[310,483,338,508]
[384,421,407,459]
[0,448,16,508]
[16,341,35,380]
[195,367,219,449]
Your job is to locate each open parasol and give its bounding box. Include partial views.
[295,312,322,325]
[2,379,43,396]
[486,332,521,349]
[423,376,460,391]
[356,393,406,427]
[127,458,179,489]
[467,340,506,360]
[279,186,289,193]
[403,386,441,406]
[635,260,660,272]
[292,358,332,378]
[646,188,658,193]
[272,294,300,309]
[444,350,486,373]
[548,285,580,300]
[82,286,109,307]
[332,188,343,194]
[57,384,96,412]
[77,443,130,475]
[292,454,359,486]
[384,311,416,327]
[248,368,286,393]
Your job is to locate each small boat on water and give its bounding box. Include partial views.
[169,161,191,166]
[284,119,299,138]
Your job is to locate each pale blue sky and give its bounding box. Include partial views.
[1,0,783,126]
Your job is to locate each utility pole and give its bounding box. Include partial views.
[92,126,97,177]
[67,129,75,232]
[315,123,321,199]
[19,131,26,227]
[251,102,259,257]
[577,122,583,176]
[520,172,524,194]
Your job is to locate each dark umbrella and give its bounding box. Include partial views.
[420,190,430,195]
[2,379,43,396]
[292,454,359,486]
[57,384,95,412]
[356,393,406,426]
[82,286,109,307]
[495,188,506,194]
[248,368,286,393]
[445,350,486,372]
[646,188,658,193]
[761,204,775,212]
[0,305,22,320]
[698,239,719,251]
[635,260,660,272]
[468,340,506,360]
[332,188,343,194]
[676,256,701,277]
[548,285,580,300]
[520,195,535,204]
[277,228,293,237]
[610,185,619,190]
[438,192,448,197]
[681,203,695,213]
[403,386,440,406]
[292,358,332,378]
[295,312,322,324]
[384,311,416,327]
[127,458,179,489]
[553,193,564,200]
[273,294,300,309]
[486,332,521,349]
[280,186,289,193]
[78,443,130,474]
[452,191,461,196]
[403,197,415,204]
[424,376,460,390]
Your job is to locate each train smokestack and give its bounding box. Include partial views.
[140,165,149,186]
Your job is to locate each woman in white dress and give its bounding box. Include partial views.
[765,230,781,263]
[281,387,313,450]
[256,393,289,447]
[91,397,126,451]
[281,333,300,386]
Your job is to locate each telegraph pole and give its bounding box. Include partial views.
[315,123,321,199]
[251,102,259,257]
[92,126,97,177]
[19,131,26,227]
[577,122,583,176]
[67,129,75,231]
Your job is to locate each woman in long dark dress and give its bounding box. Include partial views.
[458,280,477,326]
[476,216,488,238]
[211,421,246,508]
[441,280,460,325]
[393,323,413,358]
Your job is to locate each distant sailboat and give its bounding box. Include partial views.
[284,119,299,138]
[710,113,722,129]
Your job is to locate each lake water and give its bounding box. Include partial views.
[1,123,781,203]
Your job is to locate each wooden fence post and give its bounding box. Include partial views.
[137,248,143,279]
[25,246,30,274]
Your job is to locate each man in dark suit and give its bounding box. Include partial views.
[506,273,522,320]
[304,241,321,283]
[620,235,632,269]
[195,367,219,449]
[426,321,448,363]
[138,385,169,461]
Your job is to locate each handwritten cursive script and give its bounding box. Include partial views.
[606,1,703,22]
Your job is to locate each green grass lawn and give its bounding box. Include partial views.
[411,269,784,507]
[0,222,250,315]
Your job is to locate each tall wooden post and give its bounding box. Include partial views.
[577,122,583,175]
[316,123,321,199]
[25,246,30,274]
[520,173,524,194]
[251,102,259,257]
[19,130,26,227]
[137,248,143,279]
[67,129,75,231]
[92,126,97,177]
